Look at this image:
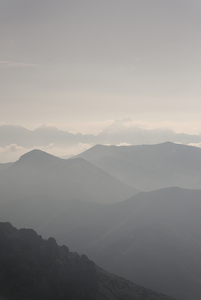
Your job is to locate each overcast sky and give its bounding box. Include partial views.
[1,0,201,133]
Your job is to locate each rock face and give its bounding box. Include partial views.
[0,222,97,300]
[0,222,175,300]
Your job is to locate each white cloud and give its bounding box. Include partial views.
[188,143,201,148]
[0,144,27,163]
[110,119,201,135]
[117,143,131,147]
[43,142,93,158]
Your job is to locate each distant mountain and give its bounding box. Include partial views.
[1,122,201,152]
[11,149,62,172]
[0,150,62,203]
[96,119,201,145]
[0,222,175,300]
[0,149,137,205]
[77,142,201,191]
[0,125,31,147]
[0,124,94,148]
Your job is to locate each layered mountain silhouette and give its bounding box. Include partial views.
[0,222,175,300]
[77,142,201,191]
[1,144,201,299]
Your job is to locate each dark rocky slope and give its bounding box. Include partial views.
[0,222,175,300]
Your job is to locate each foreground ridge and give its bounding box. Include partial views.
[0,222,175,300]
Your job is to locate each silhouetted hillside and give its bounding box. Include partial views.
[0,222,175,300]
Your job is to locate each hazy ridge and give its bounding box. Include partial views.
[1,121,201,150]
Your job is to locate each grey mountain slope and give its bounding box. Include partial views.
[0,149,62,204]
[0,149,136,205]
[31,157,137,203]
[74,187,201,252]
[11,149,62,173]
[77,142,201,191]
[94,223,201,300]
[0,162,13,171]
[87,154,171,190]
[0,194,105,244]
[59,187,201,300]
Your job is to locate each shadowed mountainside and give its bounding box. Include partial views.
[0,222,175,300]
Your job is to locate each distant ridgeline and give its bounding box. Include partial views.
[0,222,175,300]
[0,123,201,149]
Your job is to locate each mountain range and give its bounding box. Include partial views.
[1,120,201,151]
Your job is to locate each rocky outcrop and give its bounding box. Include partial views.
[0,222,175,300]
[0,222,97,300]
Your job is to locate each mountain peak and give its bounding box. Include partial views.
[11,149,62,171]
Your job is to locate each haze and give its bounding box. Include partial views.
[2,3,201,298]
[1,0,201,131]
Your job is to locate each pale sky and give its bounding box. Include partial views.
[1,0,201,133]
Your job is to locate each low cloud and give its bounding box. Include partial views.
[44,143,93,158]
[188,143,201,148]
[0,61,36,68]
[0,144,27,163]
[117,143,131,146]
